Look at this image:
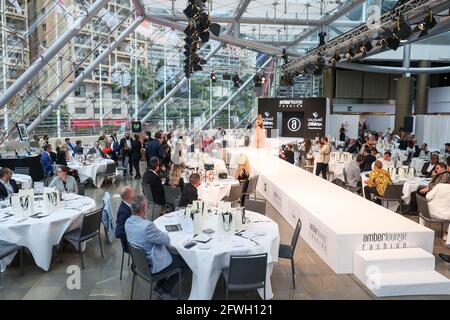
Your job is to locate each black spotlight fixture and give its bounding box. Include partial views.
[344,47,355,60]
[232,74,242,88]
[318,31,327,47]
[261,74,267,84]
[359,39,373,55]
[315,56,325,70]
[210,72,217,82]
[393,17,412,42]
[414,11,437,37]
[328,52,341,65]
[253,74,262,87]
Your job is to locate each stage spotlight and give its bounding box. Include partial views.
[261,75,267,84]
[315,56,325,70]
[393,17,412,41]
[232,74,242,88]
[344,48,355,60]
[328,52,341,65]
[359,39,373,55]
[318,32,327,47]
[253,74,261,87]
[193,64,203,72]
[210,73,217,82]
[414,11,437,37]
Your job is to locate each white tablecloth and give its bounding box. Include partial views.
[67,158,115,187]
[401,177,430,205]
[0,193,96,271]
[198,179,239,203]
[12,173,33,189]
[186,158,227,173]
[154,210,280,300]
[410,158,428,173]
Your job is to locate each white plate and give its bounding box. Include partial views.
[198,242,212,250]
[254,230,266,236]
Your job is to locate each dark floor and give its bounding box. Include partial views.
[1,164,449,300]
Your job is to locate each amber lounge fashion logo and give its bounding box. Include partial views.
[278,99,303,108]
[361,232,408,250]
[309,223,327,254]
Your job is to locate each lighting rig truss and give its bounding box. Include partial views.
[281,0,449,76]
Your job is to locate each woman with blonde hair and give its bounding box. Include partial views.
[166,161,185,190]
[235,153,250,181]
[56,142,68,166]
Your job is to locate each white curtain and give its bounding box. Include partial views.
[422,115,450,151]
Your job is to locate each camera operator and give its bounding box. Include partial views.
[315,136,331,179]
[279,144,295,165]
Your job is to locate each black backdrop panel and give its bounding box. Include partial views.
[282,112,304,137]
[258,98,327,139]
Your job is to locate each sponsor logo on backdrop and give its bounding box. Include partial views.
[279,99,303,108]
[361,232,408,250]
[307,111,323,130]
[287,117,301,132]
[262,111,274,128]
[309,223,327,254]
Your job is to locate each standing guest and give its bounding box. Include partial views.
[56,142,68,166]
[65,138,75,154]
[339,126,346,142]
[409,162,450,212]
[40,144,54,179]
[0,168,19,200]
[131,134,142,179]
[142,157,165,206]
[111,131,119,143]
[120,132,133,177]
[364,160,392,202]
[421,153,439,178]
[398,127,408,150]
[98,133,106,142]
[145,132,164,164]
[73,140,84,155]
[179,173,200,207]
[445,143,450,154]
[301,139,314,166]
[361,148,377,172]
[280,144,295,165]
[161,143,171,171]
[315,136,331,179]
[254,114,266,148]
[125,195,189,300]
[115,186,134,240]
[345,154,364,187]
[49,166,78,193]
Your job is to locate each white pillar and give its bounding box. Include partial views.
[188,78,191,129]
[1,0,8,134]
[99,61,103,128]
[134,31,138,121]
[56,16,61,138]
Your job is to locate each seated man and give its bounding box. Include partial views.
[345,154,364,188]
[142,157,165,206]
[346,139,359,154]
[125,195,188,300]
[364,160,392,202]
[414,143,428,158]
[361,148,377,172]
[178,173,200,207]
[115,186,135,240]
[279,144,295,165]
[421,153,439,178]
[88,141,107,158]
[380,151,395,169]
[73,140,84,155]
[0,167,19,200]
[409,162,450,212]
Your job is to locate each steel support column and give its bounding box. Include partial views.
[27,16,145,132]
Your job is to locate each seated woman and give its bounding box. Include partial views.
[235,154,250,205]
[49,165,78,194]
[165,162,185,191]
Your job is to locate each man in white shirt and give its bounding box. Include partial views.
[345,154,364,187]
[425,183,450,251]
[381,151,395,170]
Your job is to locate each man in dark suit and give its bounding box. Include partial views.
[346,138,359,154]
[280,144,295,165]
[179,173,200,207]
[145,132,164,164]
[142,157,165,206]
[421,153,439,178]
[73,140,84,155]
[120,132,133,176]
[40,144,54,179]
[361,148,377,172]
[0,167,19,200]
[115,186,134,239]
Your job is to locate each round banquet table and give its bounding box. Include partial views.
[154,210,280,300]
[410,158,428,173]
[197,178,239,203]
[67,158,115,187]
[185,156,227,173]
[0,193,96,272]
[12,173,33,189]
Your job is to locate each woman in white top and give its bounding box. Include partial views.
[49,166,78,194]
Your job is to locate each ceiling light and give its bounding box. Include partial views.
[210,73,217,82]
[344,48,355,60]
[328,52,341,65]
[413,11,437,37]
[359,39,373,55]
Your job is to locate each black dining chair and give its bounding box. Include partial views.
[163,185,182,212]
[142,182,160,221]
[77,183,86,196]
[243,198,267,215]
[119,237,131,280]
[0,240,23,280]
[373,184,405,213]
[128,242,182,300]
[242,175,259,199]
[96,162,117,186]
[278,219,302,289]
[222,253,268,300]
[60,207,104,269]
[222,183,245,204]
[417,195,450,238]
